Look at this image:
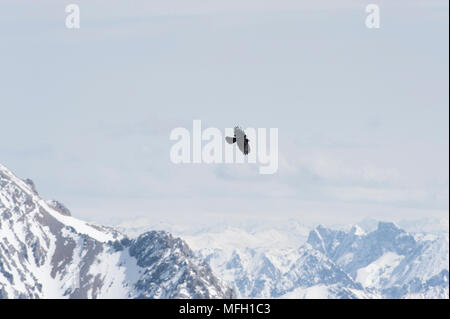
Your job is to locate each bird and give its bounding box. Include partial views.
[225,126,250,155]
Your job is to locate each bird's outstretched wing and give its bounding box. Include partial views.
[225,136,236,144]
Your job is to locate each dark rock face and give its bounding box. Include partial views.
[128,231,235,299]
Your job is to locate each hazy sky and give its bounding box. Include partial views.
[0,0,448,226]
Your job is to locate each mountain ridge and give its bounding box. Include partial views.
[0,163,234,298]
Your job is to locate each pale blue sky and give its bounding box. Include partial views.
[0,1,448,226]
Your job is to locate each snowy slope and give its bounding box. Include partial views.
[0,163,233,299]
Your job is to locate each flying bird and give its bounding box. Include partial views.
[226,126,250,155]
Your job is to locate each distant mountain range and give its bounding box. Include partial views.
[177,222,448,298]
[1,163,448,298]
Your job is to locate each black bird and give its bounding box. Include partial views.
[226,126,250,155]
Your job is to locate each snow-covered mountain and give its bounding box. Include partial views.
[185,222,449,298]
[1,163,448,299]
[0,164,234,298]
[118,216,448,299]
[308,223,449,298]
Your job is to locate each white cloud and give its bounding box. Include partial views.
[326,187,431,203]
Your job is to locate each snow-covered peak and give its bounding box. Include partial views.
[0,163,117,243]
[350,225,366,236]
